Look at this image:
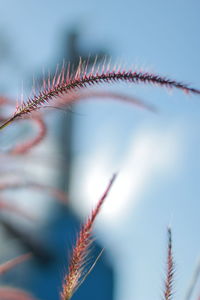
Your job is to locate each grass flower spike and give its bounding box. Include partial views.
[1,59,200,130]
[164,227,175,300]
[61,174,117,300]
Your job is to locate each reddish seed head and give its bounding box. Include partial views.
[60,174,117,300]
[0,59,199,130]
[164,227,174,300]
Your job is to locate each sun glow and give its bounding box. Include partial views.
[70,123,182,230]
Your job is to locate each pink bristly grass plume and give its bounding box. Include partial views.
[164,227,175,300]
[0,59,200,130]
[60,173,117,300]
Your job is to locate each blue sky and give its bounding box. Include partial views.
[0,1,200,300]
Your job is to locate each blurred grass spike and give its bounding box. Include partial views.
[0,287,39,300]
[0,180,68,204]
[58,90,157,112]
[184,256,200,300]
[0,253,32,275]
[9,117,47,155]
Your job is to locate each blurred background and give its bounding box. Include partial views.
[0,1,200,300]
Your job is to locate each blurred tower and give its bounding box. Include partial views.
[58,26,108,191]
[52,26,114,300]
